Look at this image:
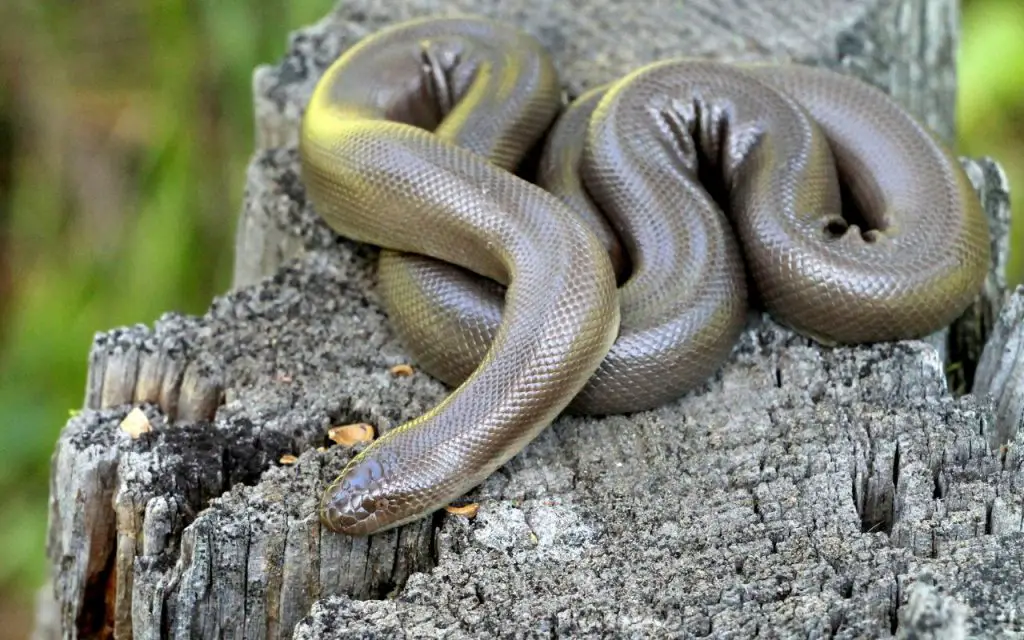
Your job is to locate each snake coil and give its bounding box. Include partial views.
[299,17,990,535]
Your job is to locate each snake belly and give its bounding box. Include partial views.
[300,18,991,535]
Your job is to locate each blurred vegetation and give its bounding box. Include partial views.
[0,0,1019,633]
[0,0,333,632]
[958,0,1024,280]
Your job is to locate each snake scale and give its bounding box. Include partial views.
[299,17,991,535]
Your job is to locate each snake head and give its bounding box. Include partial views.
[320,450,419,536]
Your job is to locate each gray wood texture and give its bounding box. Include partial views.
[39,0,1022,638]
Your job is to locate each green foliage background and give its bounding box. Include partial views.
[0,0,1019,632]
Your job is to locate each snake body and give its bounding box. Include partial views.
[299,17,991,535]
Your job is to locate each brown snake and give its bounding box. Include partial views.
[299,17,991,535]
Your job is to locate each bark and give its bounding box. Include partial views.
[40,0,1021,638]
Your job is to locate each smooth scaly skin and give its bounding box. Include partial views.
[300,18,620,535]
[380,57,991,414]
[381,78,751,414]
[300,18,991,535]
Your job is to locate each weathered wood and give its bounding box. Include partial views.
[974,285,1024,450]
[41,0,1022,638]
[949,158,1014,394]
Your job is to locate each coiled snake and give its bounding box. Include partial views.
[299,17,990,535]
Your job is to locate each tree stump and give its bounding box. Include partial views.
[40,0,1022,638]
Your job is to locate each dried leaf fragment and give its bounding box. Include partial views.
[328,423,376,446]
[279,454,299,464]
[445,503,480,518]
[390,364,414,377]
[119,408,152,439]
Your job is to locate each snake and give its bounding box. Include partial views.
[299,17,991,535]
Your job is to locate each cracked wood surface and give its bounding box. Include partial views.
[39,0,1023,638]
